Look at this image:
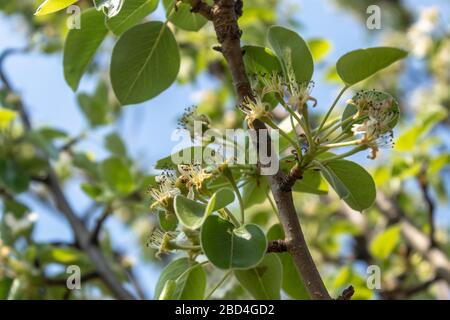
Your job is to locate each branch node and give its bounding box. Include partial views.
[267,240,288,253]
[337,285,355,300]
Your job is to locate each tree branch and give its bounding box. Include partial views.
[375,192,450,285]
[417,163,437,247]
[191,0,331,300]
[0,49,135,300]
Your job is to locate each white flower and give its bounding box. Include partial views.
[260,72,285,97]
[283,48,316,110]
[4,212,38,235]
[149,172,180,210]
[349,90,399,159]
[240,96,271,128]
[147,229,176,258]
[407,7,440,57]
[177,163,212,199]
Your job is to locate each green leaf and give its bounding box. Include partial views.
[267,224,309,300]
[267,25,314,83]
[242,45,282,75]
[307,38,332,62]
[234,253,282,300]
[40,247,84,265]
[174,195,207,229]
[77,81,111,127]
[336,47,407,85]
[110,21,180,105]
[370,225,401,260]
[64,9,109,91]
[106,0,159,35]
[0,278,13,299]
[395,109,447,151]
[0,159,30,194]
[35,0,78,15]
[322,160,376,212]
[205,188,235,214]
[158,211,178,231]
[242,176,269,208]
[154,258,206,300]
[175,188,234,229]
[201,215,267,270]
[105,132,127,157]
[292,170,328,195]
[100,157,135,194]
[81,183,103,200]
[163,0,207,31]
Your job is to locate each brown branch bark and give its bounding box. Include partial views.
[190,0,331,300]
[417,164,437,247]
[0,49,135,300]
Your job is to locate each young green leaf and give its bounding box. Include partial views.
[242,45,282,75]
[110,21,180,105]
[336,47,407,85]
[267,25,314,83]
[174,195,207,229]
[201,215,267,269]
[321,159,376,212]
[307,38,332,62]
[106,0,159,35]
[292,170,328,195]
[163,0,207,31]
[64,9,109,91]
[174,188,234,229]
[205,188,235,215]
[35,0,78,16]
[154,258,206,300]
[242,176,269,208]
[100,157,135,194]
[370,225,401,260]
[234,253,282,300]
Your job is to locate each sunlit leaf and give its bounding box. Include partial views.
[370,225,401,260]
[336,47,407,85]
[110,21,180,105]
[64,9,109,91]
[35,0,78,16]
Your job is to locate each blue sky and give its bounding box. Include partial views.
[1,0,449,298]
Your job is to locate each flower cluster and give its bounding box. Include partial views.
[178,163,213,199]
[348,90,399,159]
[149,163,214,211]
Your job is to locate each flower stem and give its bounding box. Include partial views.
[316,86,348,136]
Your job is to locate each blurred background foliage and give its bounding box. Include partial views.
[0,0,449,299]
